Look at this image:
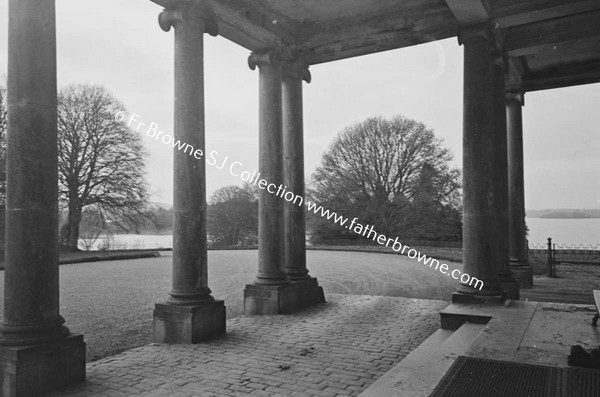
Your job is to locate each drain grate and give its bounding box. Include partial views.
[429,356,600,397]
[566,367,600,397]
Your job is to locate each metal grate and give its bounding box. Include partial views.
[566,367,600,397]
[429,356,600,397]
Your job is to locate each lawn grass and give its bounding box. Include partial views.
[0,249,161,269]
[309,244,463,263]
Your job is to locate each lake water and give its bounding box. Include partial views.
[79,234,173,251]
[79,217,600,251]
[526,217,600,247]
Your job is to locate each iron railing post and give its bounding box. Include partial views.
[547,237,554,278]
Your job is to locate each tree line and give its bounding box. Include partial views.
[205,116,462,247]
[1,82,461,251]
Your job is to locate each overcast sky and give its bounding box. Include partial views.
[0,0,598,210]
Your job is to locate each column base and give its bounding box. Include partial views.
[153,300,226,344]
[0,333,85,397]
[501,280,520,300]
[244,278,325,315]
[510,263,533,289]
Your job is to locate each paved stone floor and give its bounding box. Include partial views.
[0,250,459,361]
[44,294,447,397]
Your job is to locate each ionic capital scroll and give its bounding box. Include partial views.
[248,51,282,71]
[283,61,311,83]
[158,6,218,36]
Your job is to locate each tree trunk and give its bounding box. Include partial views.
[66,202,82,251]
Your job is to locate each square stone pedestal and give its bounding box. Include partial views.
[501,280,520,300]
[153,300,226,343]
[0,333,86,397]
[244,278,325,315]
[511,266,533,289]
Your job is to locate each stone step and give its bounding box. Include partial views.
[359,323,486,397]
[440,304,493,330]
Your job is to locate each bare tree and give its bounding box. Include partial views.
[58,84,148,251]
[309,115,461,242]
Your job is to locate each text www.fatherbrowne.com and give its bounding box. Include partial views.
[116,112,483,291]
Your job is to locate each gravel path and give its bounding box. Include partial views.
[0,250,460,361]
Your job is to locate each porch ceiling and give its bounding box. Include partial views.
[151,0,600,92]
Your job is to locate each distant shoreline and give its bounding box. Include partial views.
[527,209,600,219]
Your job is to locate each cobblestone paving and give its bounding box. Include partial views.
[45,294,447,397]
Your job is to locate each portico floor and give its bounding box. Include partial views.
[43,294,446,397]
[40,292,600,396]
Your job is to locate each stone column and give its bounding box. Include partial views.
[282,62,311,281]
[244,52,289,314]
[507,92,533,288]
[244,53,323,314]
[153,4,225,343]
[282,61,325,304]
[491,55,520,300]
[453,24,508,303]
[250,51,288,286]
[0,0,85,395]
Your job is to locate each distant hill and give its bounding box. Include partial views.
[527,209,600,219]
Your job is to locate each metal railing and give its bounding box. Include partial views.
[529,238,600,277]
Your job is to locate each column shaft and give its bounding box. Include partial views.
[0,2,86,394]
[507,94,533,288]
[1,0,68,345]
[282,68,309,280]
[169,14,212,304]
[244,55,324,314]
[153,7,225,343]
[255,54,287,285]
[491,59,519,300]
[456,26,506,300]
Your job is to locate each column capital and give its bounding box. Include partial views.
[459,22,506,71]
[505,92,525,106]
[458,22,504,50]
[158,6,218,36]
[248,51,283,71]
[283,61,311,83]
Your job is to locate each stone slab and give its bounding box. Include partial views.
[0,333,85,397]
[244,278,325,315]
[440,307,493,331]
[153,300,226,343]
[360,323,485,397]
[457,301,538,361]
[514,302,600,367]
